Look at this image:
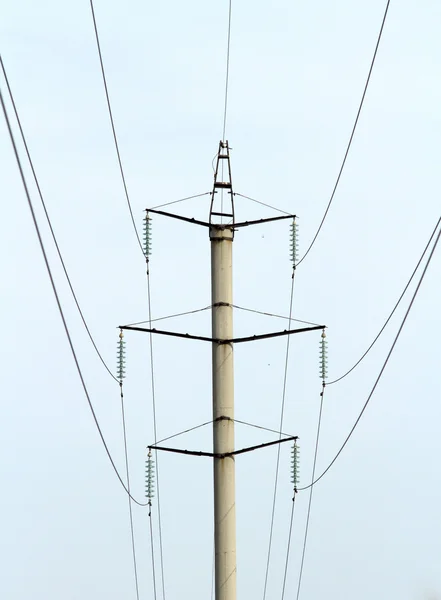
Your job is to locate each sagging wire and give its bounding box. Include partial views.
[0,84,147,506]
[117,331,140,600]
[89,0,144,256]
[146,450,158,600]
[295,339,327,600]
[262,233,297,600]
[298,222,441,492]
[327,215,441,385]
[280,440,300,600]
[144,213,167,600]
[296,0,391,267]
[0,54,119,384]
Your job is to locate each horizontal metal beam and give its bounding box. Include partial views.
[234,214,296,228]
[229,325,325,343]
[146,208,210,228]
[148,445,215,458]
[227,435,297,457]
[146,209,296,230]
[119,324,325,343]
[119,325,215,343]
[149,435,298,459]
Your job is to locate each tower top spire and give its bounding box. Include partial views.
[209,140,235,228]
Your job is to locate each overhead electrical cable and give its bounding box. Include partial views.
[0,85,148,508]
[328,215,441,385]
[146,266,167,600]
[149,512,158,600]
[220,0,233,219]
[262,270,296,600]
[89,0,144,256]
[280,494,297,600]
[0,54,119,384]
[298,221,441,492]
[119,384,141,600]
[222,0,233,141]
[296,0,391,267]
[295,386,326,600]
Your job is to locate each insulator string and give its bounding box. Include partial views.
[319,330,328,382]
[290,218,299,266]
[144,211,152,258]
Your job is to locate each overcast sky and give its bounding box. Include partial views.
[1,1,440,599]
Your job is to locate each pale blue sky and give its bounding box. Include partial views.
[1,1,440,599]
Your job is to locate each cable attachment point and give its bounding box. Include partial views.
[143,211,152,257]
[117,329,126,381]
[320,329,328,381]
[290,217,299,265]
[291,440,300,492]
[145,450,155,502]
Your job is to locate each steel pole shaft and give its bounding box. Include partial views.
[210,226,236,600]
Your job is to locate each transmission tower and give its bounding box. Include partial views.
[120,141,325,600]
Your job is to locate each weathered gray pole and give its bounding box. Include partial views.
[210,221,236,600]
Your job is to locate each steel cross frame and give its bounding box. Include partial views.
[148,434,298,459]
[119,324,325,343]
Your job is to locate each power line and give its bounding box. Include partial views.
[328,215,441,385]
[88,0,144,256]
[0,84,148,508]
[0,54,119,385]
[146,264,167,600]
[280,494,297,600]
[149,509,158,600]
[262,269,296,600]
[295,385,325,600]
[298,222,441,492]
[222,0,233,141]
[235,192,292,216]
[120,385,141,600]
[296,0,391,267]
